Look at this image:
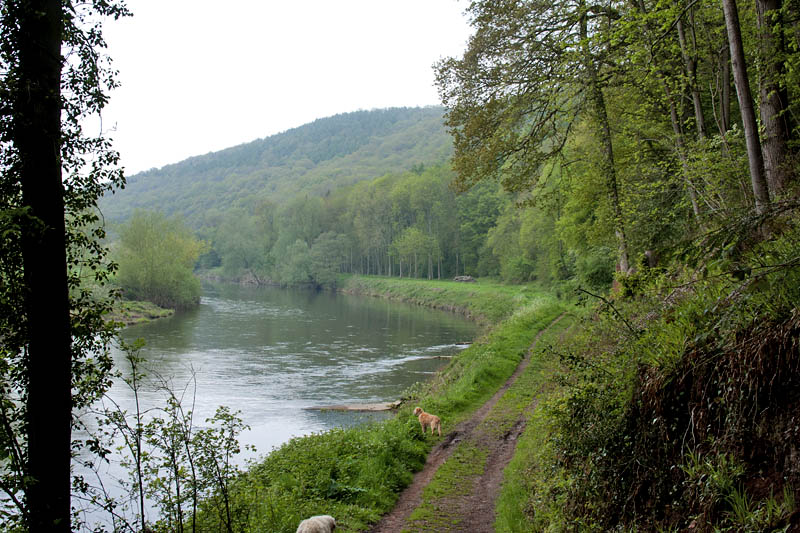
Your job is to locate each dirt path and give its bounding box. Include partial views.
[368,313,565,533]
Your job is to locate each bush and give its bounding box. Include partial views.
[115,210,206,309]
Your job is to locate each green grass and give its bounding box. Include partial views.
[189,277,567,532]
[105,299,174,326]
[404,442,488,532]
[339,275,552,325]
[419,299,567,431]
[493,314,577,533]
[400,310,576,533]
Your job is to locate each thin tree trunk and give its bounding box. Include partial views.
[756,0,793,195]
[720,44,731,132]
[722,0,771,212]
[677,15,707,138]
[15,1,73,530]
[663,80,704,222]
[580,6,630,272]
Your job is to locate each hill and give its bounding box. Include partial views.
[100,106,453,228]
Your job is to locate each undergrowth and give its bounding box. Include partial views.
[517,213,800,531]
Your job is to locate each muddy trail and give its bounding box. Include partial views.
[368,313,566,533]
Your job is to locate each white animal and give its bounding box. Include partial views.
[296,514,336,533]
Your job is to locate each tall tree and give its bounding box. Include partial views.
[578,0,630,272]
[676,4,707,139]
[755,0,794,195]
[722,0,771,212]
[435,0,632,272]
[11,2,71,528]
[0,0,128,529]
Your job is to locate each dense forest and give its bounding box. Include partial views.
[187,162,591,290]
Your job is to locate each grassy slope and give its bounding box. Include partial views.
[491,222,800,532]
[196,276,568,532]
[339,275,546,326]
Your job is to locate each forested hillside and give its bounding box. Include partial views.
[100,107,452,228]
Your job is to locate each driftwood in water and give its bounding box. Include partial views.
[304,400,401,412]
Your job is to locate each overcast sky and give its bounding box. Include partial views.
[98,1,473,175]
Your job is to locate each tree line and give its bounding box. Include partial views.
[189,163,590,290]
[434,0,798,275]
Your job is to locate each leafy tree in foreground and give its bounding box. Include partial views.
[0,0,128,529]
[115,210,207,310]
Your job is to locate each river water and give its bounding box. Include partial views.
[107,282,477,460]
[76,283,477,527]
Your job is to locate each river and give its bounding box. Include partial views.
[77,283,477,527]
[98,281,477,461]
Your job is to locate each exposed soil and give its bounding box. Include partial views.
[368,314,565,533]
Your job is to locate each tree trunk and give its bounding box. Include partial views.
[580,7,630,272]
[677,15,707,138]
[15,1,73,530]
[719,44,731,133]
[756,0,793,195]
[722,0,771,212]
[662,80,704,222]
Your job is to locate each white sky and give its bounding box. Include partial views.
[99,1,473,175]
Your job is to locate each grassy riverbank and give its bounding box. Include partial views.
[339,275,548,325]
[190,276,568,532]
[408,312,577,531]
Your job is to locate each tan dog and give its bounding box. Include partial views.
[413,406,441,436]
[296,514,336,533]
